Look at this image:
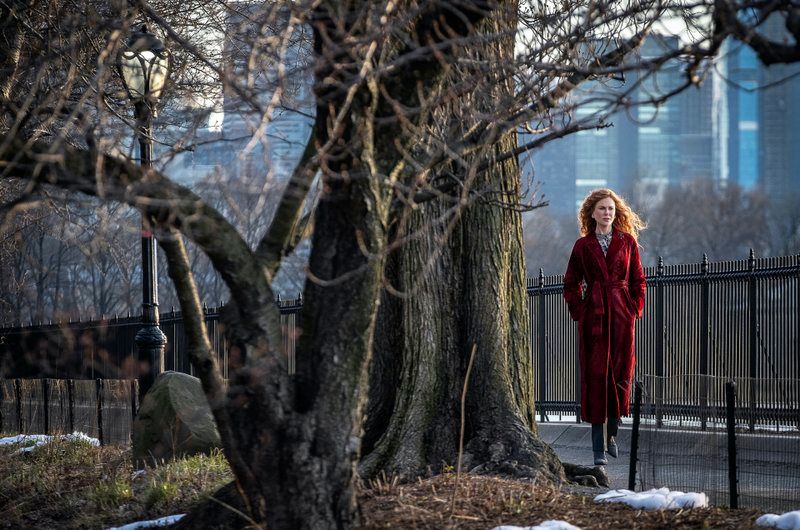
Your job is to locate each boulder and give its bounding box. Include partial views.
[132,371,221,466]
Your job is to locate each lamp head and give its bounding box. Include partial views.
[118,25,170,114]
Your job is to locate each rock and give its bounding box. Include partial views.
[562,461,610,488]
[573,474,600,487]
[132,371,221,466]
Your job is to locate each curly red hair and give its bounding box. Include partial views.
[578,188,646,240]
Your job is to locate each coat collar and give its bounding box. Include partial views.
[605,229,624,269]
[586,232,609,278]
[586,229,624,278]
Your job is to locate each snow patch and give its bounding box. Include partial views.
[106,514,185,530]
[594,488,708,510]
[491,520,581,530]
[756,511,800,530]
[0,432,100,453]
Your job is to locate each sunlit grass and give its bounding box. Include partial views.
[0,436,232,529]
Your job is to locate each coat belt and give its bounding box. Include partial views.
[588,280,628,339]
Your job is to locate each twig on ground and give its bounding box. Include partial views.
[450,343,477,517]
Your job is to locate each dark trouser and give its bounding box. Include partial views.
[591,417,620,453]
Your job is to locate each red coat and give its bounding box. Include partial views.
[563,230,645,424]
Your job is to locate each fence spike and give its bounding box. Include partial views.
[657,256,664,276]
[701,254,708,274]
[538,268,544,288]
[748,248,756,270]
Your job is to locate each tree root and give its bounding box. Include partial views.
[173,481,256,530]
[561,461,610,488]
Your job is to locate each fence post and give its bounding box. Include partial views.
[42,378,50,435]
[796,254,800,432]
[130,378,138,430]
[655,257,665,427]
[538,269,547,423]
[96,378,104,446]
[726,380,739,509]
[15,378,22,434]
[700,254,709,431]
[748,249,756,432]
[67,379,75,433]
[628,381,643,491]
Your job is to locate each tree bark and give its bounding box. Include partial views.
[361,8,564,483]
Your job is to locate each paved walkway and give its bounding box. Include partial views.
[539,421,800,511]
[539,423,632,489]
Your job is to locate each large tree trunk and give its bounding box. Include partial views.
[361,8,563,482]
[361,135,563,482]
[177,86,390,530]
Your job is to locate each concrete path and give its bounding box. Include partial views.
[538,422,632,490]
[538,422,800,512]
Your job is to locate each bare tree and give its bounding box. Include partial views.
[637,179,770,264]
[2,0,800,527]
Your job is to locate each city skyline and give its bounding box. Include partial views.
[524,28,800,216]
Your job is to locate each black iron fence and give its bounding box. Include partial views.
[0,299,302,381]
[1,252,798,429]
[530,252,800,429]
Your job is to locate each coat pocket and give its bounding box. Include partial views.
[623,289,638,318]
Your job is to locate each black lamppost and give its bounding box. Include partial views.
[118,25,170,400]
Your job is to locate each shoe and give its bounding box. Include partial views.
[607,436,618,458]
[593,451,608,466]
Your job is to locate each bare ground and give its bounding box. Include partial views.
[361,473,764,529]
[0,439,767,529]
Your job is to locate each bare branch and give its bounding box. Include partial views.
[0,132,283,359]
[714,0,800,65]
[255,119,318,276]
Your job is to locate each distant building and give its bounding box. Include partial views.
[725,42,760,189]
[524,34,713,215]
[523,26,799,217]
[164,2,314,188]
[723,14,800,202]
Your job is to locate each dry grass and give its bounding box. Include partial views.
[361,474,764,530]
[0,438,767,529]
[0,436,231,529]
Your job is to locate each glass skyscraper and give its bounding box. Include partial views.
[524,27,799,217]
[525,34,713,215]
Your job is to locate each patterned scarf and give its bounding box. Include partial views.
[596,231,612,256]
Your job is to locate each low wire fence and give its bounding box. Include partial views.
[630,375,800,512]
[0,378,136,445]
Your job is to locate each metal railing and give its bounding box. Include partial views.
[0,299,301,381]
[529,251,800,430]
[1,252,798,430]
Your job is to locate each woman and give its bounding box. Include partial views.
[563,188,646,466]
